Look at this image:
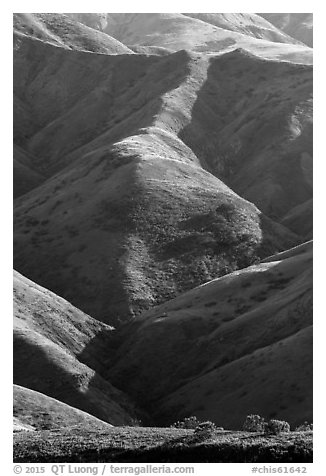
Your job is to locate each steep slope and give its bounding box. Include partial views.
[258,14,313,47]
[13,271,140,425]
[14,385,113,431]
[13,13,133,54]
[178,49,312,221]
[13,35,191,175]
[104,241,312,428]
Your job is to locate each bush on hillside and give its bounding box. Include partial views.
[264,419,290,435]
[194,421,217,439]
[170,416,200,429]
[295,422,313,432]
[243,414,265,432]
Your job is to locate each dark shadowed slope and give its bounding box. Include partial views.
[258,14,313,47]
[14,385,112,431]
[178,50,312,221]
[13,271,141,425]
[104,241,312,428]
[13,13,133,54]
[13,145,45,198]
[281,199,313,239]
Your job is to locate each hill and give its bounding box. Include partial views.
[13,35,311,326]
[13,270,141,425]
[258,14,313,47]
[104,241,312,428]
[96,13,312,64]
[183,13,303,44]
[13,13,133,54]
[14,385,113,431]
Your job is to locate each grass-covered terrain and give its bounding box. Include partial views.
[13,426,313,463]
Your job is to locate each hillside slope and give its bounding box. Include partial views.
[14,13,133,54]
[105,241,312,428]
[13,271,140,425]
[14,385,113,431]
[14,36,311,326]
[13,145,45,198]
[183,13,303,44]
[97,13,312,64]
[258,14,313,47]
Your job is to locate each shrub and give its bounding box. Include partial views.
[170,416,200,429]
[264,419,290,435]
[295,422,313,432]
[194,421,217,439]
[243,415,265,432]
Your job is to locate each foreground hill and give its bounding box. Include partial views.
[259,14,313,47]
[14,385,112,431]
[13,13,133,54]
[105,241,312,428]
[13,271,140,425]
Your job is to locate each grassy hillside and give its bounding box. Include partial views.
[281,199,313,239]
[12,13,313,440]
[14,37,309,326]
[177,50,312,221]
[104,242,312,427]
[258,14,313,47]
[14,385,113,431]
[13,271,141,425]
[13,13,133,54]
[183,13,303,44]
[13,145,45,198]
[13,140,298,326]
[14,38,312,222]
[14,426,312,463]
[97,13,312,63]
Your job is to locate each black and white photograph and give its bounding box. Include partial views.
[11,3,314,468]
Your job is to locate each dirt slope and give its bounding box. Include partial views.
[105,241,312,428]
[13,270,141,425]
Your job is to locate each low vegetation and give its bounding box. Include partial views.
[14,422,313,463]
